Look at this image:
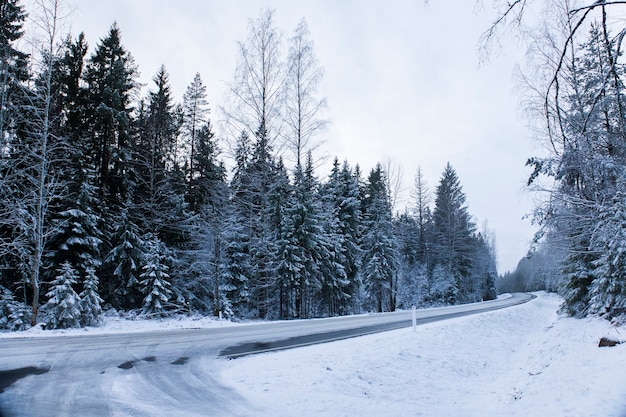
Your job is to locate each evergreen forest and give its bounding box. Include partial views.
[0,1,499,329]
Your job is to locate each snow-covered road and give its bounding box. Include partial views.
[2,293,624,416]
[0,294,529,416]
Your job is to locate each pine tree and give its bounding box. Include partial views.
[183,116,228,316]
[587,183,626,319]
[361,164,399,312]
[83,22,137,205]
[394,211,427,308]
[269,157,297,318]
[288,154,337,318]
[79,266,103,326]
[0,0,28,143]
[45,175,103,283]
[102,208,144,309]
[133,67,187,247]
[0,286,30,330]
[432,163,476,304]
[140,234,173,317]
[322,159,362,314]
[182,72,209,188]
[44,261,82,329]
[222,131,253,316]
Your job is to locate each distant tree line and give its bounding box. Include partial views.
[0,1,496,330]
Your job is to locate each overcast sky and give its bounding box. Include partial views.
[28,0,539,273]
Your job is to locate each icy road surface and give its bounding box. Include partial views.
[1,293,543,416]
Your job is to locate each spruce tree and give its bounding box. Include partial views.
[432,163,476,304]
[79,266,103,326]
[394,211,427,308]
[269,157,297,318]
[361,164,399,312]
[44,261,82,329]
[140,234,173,317]
[44,176,103,284]
[102,208,144,309]
[322,159,362,314]
[83,22,137,205]
[0,0,29,313]
[243,126,279,318]
[222,131,253,316]
[0,0,28,142]
[527,24,626,317]
[133,67,186,248]
[288,155,334,318]
[184,117,228,316]
[182,72,209,189]
[588,183,626,319]
[0,286,30,330]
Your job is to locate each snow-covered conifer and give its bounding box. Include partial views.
[79,267,103,326]
[361,164,399,312]
[588,187,626,319]
[45,262,83,329]
[140,234,173,316]
[0,287,31,330]
[103,208,144,308]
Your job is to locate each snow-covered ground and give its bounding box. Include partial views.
[0,311,238,339]
[219,292,626,417]
[2,292,625,417]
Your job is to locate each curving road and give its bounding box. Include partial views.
[0,293,534,417]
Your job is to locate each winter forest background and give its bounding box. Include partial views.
[2,0,625,331]
[0,1,498,330]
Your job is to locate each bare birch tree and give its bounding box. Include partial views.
[221,8,285,151]
[382,156,405,214]
[20,0,67,325]
[283,18,327,168]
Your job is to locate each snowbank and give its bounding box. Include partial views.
[0,311,235,338]
[219,292,626,417]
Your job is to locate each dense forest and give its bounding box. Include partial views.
[0,1,498,330]
[492,1,626,322]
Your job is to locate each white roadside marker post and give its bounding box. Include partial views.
[412,305,416,332]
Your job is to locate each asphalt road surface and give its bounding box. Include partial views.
[0,293,534,417]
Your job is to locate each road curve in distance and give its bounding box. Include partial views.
[219,292,536,358]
